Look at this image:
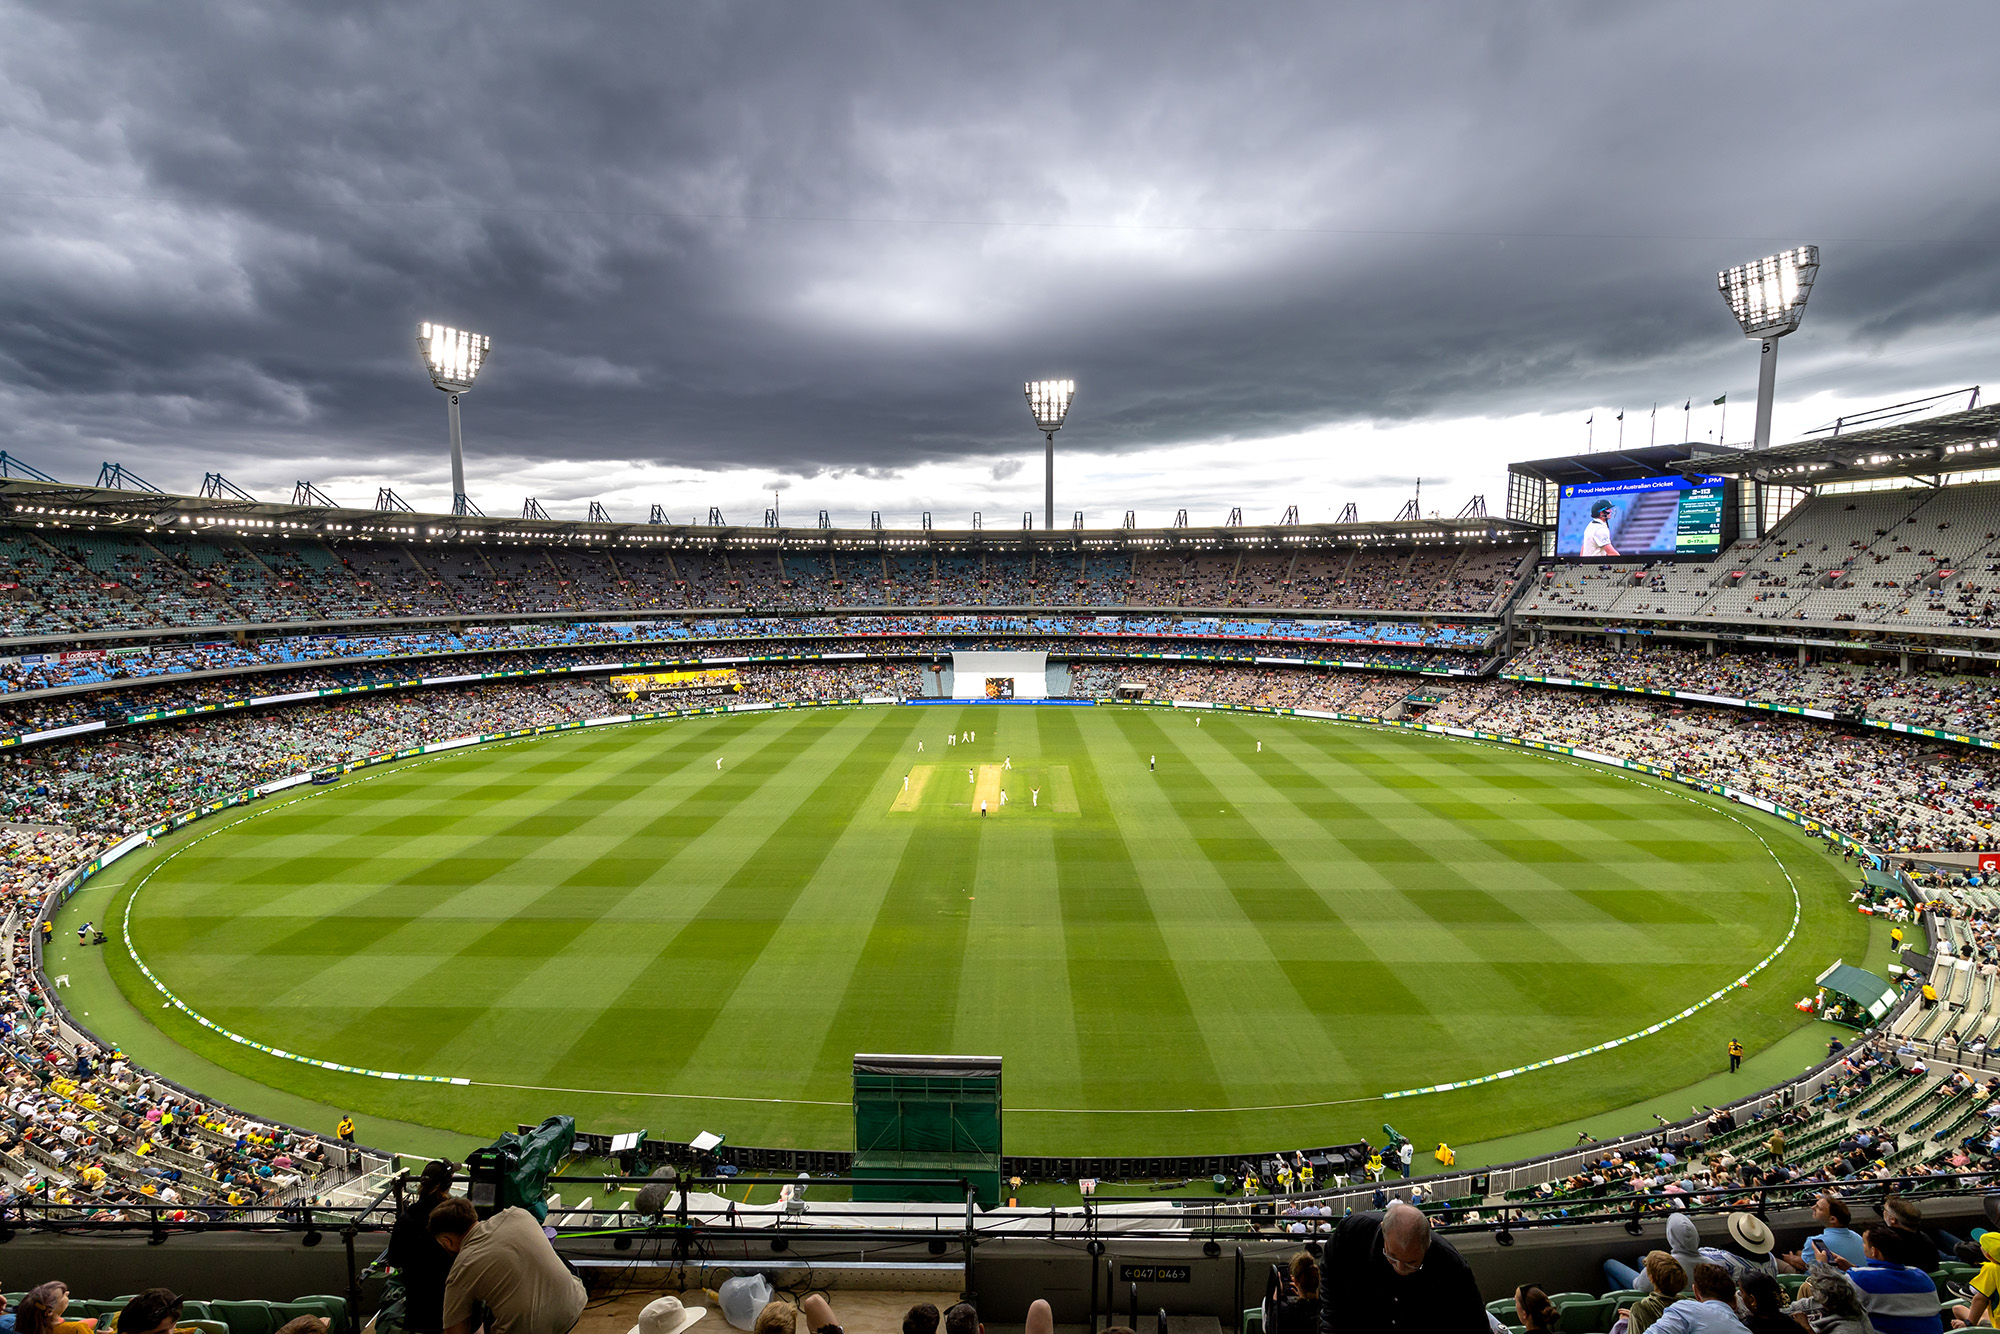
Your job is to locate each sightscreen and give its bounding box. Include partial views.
[1555,474,1729,559]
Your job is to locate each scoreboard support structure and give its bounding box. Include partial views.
[851,1053,1002,1206]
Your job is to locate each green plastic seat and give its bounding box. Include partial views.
[1241,1309,1263,1334]
[210,1301,278,1334]
[183,1322,231,1334]
[1487,1299,1517,1316]
[1554,1297,1616,1334]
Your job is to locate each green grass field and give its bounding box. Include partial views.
[56,703,1866,1161]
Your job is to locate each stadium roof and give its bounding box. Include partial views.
[1700,400,2000,487]
[0,477,1539,549]
[1506,444,1741,487]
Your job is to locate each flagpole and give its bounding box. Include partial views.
[1684,399,1692,444]
[1720,398,1728,446]
[1649,403,1657,448]
[1616,412,1625,450]
[1587,414,1594,451]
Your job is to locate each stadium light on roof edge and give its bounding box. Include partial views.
[1024,379,1075,531]
[1716,246,1817,451]
[417,323,492,517]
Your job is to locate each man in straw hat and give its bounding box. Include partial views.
[1719,1212,1780,1280]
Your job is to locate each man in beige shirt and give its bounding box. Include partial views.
[430,1197,586,1334]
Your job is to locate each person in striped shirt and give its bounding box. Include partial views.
[1840,1226,1943,1334]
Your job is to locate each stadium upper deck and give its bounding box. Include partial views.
[1519,478,2000,635]
[9,417,2000,660]
[0,478,1539,641]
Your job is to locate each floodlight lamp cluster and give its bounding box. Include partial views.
[418,323,492,393]
[1025,379,1076,432]
[1717,246,1819,339]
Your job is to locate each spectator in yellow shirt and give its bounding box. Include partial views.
[1950,1230,2000,1328]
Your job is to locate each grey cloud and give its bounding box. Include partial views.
[0,1,1995,499]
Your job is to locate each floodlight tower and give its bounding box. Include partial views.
[1717,246,1818,450]
[1024,379,1076,530]
[417,323,492,516]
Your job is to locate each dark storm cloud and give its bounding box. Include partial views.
[1,0,1996,499]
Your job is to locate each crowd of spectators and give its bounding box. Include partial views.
[1511,642,2000,739]
[6,657,1998,852]
[0,662,958,833]
[0,613,1491,701]
[0,862,344,1216]
[0,527,1534,639]
[1426,681,2000,853]
[1070,664,1423,716]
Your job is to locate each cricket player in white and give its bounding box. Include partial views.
[1581,499,1620,557]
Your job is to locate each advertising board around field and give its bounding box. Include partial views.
[1555,473,1731,559]
[608,667,741,700]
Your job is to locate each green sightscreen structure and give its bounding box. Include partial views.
[851,1053,1002,1206]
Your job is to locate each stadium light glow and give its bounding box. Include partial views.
[417,323,492,517]
[1716,247,1818,451]
[1717,247,1818,339]
[1024,379,1076,531]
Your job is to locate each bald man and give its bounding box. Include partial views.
[1319,1201,1486,1334]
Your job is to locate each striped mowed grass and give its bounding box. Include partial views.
[67,703,1860,1155]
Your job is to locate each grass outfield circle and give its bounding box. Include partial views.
[74,704,1864,1156]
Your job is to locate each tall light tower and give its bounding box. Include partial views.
[1024,379,1076,530]
[417,323,492,516]
[1717,246,1818,451]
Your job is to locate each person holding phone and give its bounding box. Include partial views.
[1780,1195,1867,1271]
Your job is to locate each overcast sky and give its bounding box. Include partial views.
[1,2,1995,527]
